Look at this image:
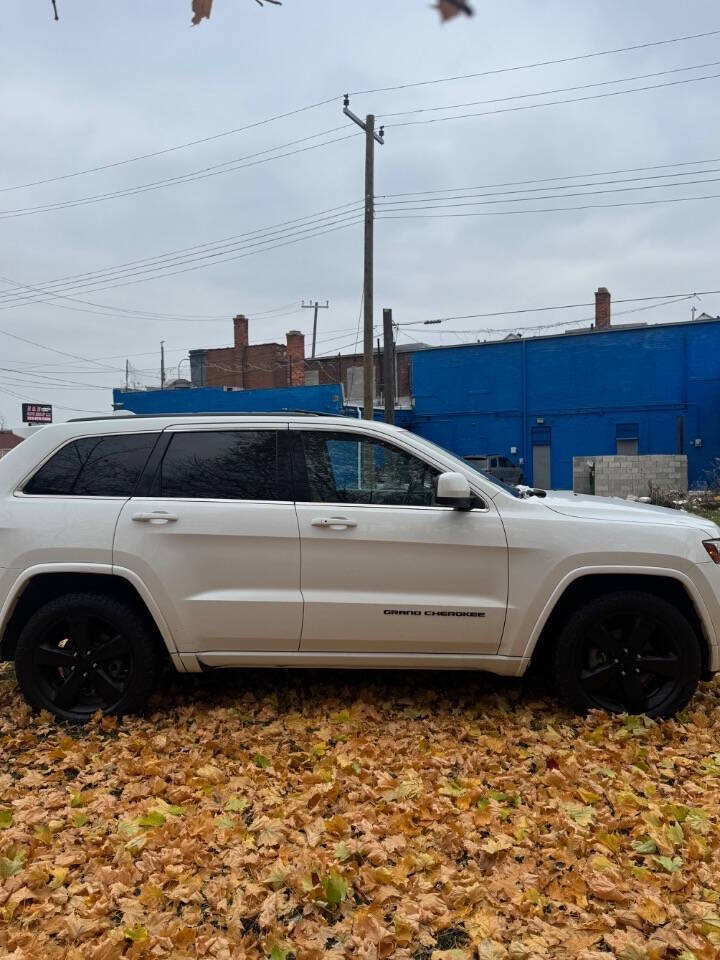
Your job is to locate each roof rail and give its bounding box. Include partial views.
[68,409,344,423]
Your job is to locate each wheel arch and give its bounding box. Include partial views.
[0,567,177,664]
[527,570,715,679]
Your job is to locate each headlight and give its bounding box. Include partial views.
[703,540,720,564]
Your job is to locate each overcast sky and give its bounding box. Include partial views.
[1,0,719,426]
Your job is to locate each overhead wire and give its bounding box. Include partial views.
[0,129,360,221]
[377,58,720,119]
[348,28,720,97]
[0,200,364,309]
[383,69,720,129]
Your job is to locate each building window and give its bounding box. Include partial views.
[304,370,320,386]
[616,423,639,456]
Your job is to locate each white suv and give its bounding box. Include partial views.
[1,413,719,722]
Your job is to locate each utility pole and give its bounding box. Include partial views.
[125,359,129,391]
[382,308,395,424]
[343,95,384,420]
[160,340,166,389]
[301,299,329,358]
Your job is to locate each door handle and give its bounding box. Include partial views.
[132,511,179,524]
[311,517,357,529]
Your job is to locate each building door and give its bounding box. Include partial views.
[532,426,551,488]
[291,426,508,655]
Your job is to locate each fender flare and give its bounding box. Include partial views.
[520,564,719,670]
[0,563,180,662]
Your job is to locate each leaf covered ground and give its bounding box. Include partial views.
[2,664,720,960]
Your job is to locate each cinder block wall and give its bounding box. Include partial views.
[572,455,688,497]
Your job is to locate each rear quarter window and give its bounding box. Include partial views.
[23,433,159,497]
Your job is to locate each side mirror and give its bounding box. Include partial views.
[436,472,474,510]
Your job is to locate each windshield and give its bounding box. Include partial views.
[397,429,521,498]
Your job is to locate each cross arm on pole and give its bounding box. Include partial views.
[343,97,385,144]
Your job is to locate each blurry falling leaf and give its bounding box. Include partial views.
[139,810,166,828]
[0,808,13,829]
[434,0,474,21]
[320,870,348,906]
[225,795,248,813]
[191,0,213,25]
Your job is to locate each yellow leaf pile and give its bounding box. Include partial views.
[1,664,720,958]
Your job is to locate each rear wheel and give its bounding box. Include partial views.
[554,591,701,718]
[15,593,160,723]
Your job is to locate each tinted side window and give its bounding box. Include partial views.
[295,431,440,506]
[158,431,281,500]
[24,433,158,497]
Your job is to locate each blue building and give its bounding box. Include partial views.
[114,315,720,491]
[409,316,720,490]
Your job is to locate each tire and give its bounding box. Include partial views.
[14,592,160,723]
[554,591,701,718]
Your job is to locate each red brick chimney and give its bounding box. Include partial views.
[595,287,611,329]
[233,314,249,349]
[286,330,305,387]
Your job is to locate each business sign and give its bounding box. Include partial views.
[22,403,53,425]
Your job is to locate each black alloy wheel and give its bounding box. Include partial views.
[555,591,701,718]
[15,593,160,722]
[32,613,132,716]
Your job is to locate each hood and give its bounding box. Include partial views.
[542,490,719,533]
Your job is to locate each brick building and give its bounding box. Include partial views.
[189,316,305,390]
[189,314,425,406]
[0,430,24,459]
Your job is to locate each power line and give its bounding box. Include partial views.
[0,214,364,311]
[2,27,717,199]
[376,174,720,212]
[377,58,720,119]
[384,69,720,129]
[0,96,340,193]
[378,190,720,220]
[396,291,720,326]
[377,157,720,201]
[0,129,360,221]
[349,27,720,97]
[0,200,362,309]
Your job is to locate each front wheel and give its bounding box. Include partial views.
[15,593,160,723]
[554,591,701,718]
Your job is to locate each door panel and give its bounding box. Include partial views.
[114,499,302,652]
[292,428,508,654]
[112,426,302,654]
